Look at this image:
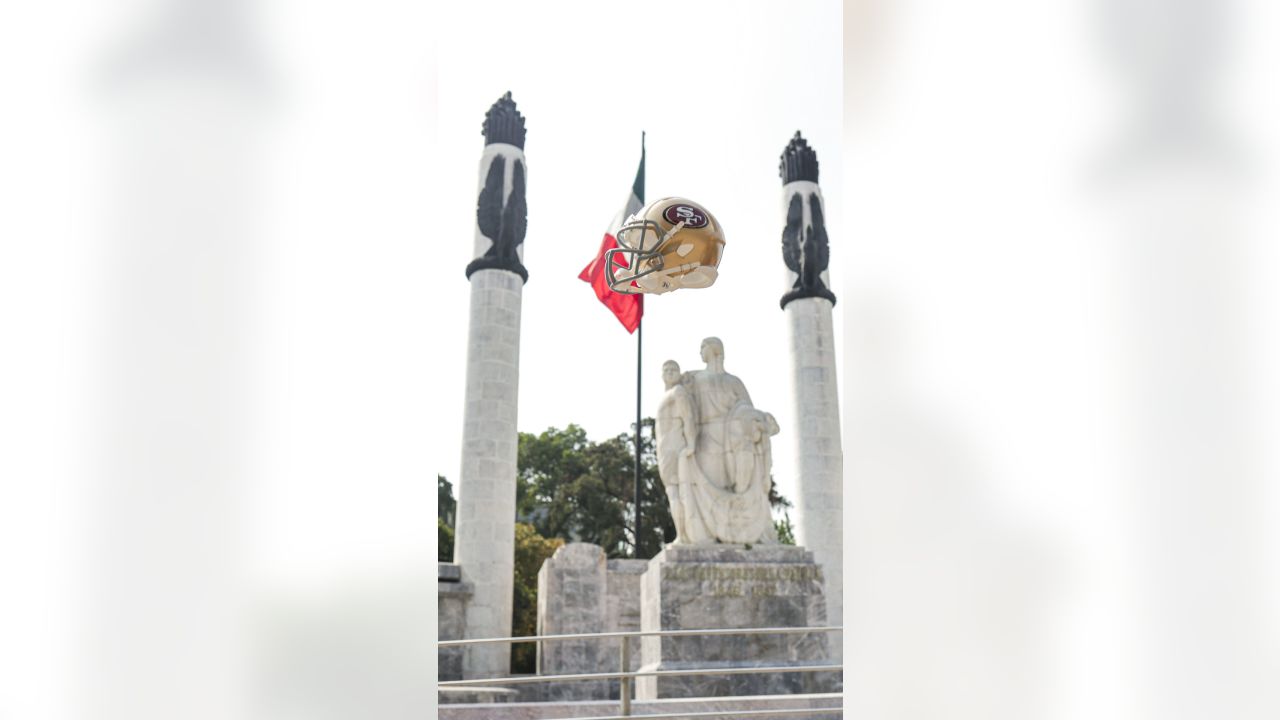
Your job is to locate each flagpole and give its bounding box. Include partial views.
[579,131,646,558]
[633,130,645,560]
[634,317,642,558]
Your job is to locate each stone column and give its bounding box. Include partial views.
[779,132,843,634]
[455,92,528,679]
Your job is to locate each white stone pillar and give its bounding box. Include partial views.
[779,133,843,636]
[786,297,843,626]
[455,92,528,679]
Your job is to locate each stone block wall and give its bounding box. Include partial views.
[534,544,839,702]
[604,558,648,697]
[605,558,648,666]
[533,547,649,701]
[536,543,609,700]
[438,562,473,682]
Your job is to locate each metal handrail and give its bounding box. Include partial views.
[438,625,843,646]
[438,662,842,687]
[439,625,843,718]
[548,707,843,720]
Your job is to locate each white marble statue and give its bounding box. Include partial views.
[655,337,779,545]
[656,360,698,542]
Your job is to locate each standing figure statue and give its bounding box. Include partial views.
[654,337,779,546]
[684,337,752,490]
[656,360,698,542]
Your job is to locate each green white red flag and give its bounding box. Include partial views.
[578,141,645,333]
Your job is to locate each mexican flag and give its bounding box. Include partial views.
[578,140,645,333]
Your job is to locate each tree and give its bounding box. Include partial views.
[517,421,674,560]
[517,420,797,559]
[438,518,454,561]
[438,475,456,561]
[768,477,796,545]
[767,475,792,514]
[774,511,797,545]
[510,522,563,673]
[438,475,456,527]
[631,418,677,559]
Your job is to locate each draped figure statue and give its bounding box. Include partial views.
[655,360,700,542]
[655,338,779,545]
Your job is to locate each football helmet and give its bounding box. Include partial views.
[605,197,725,295]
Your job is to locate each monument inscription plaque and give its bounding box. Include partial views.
[636,544,837,698]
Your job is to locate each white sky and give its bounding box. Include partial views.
[2,0,1280,717]
[5,1,1280,718]
[431,0,845,511]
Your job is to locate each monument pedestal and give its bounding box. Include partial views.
[635,544,839,699]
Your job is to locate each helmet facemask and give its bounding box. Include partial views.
[605,217,688,294]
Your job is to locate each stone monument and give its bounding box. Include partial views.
[654,338,779,546]
[535,544,610,700]
[536,544,649,701]
[638,338,837,699]
[454,91,529,679]
[779,132,844,633]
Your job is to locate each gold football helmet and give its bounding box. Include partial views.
[606,197,725,295]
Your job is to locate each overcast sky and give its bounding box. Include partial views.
[7,1,1280,716]
[431,0,844,510]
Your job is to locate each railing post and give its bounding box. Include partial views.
[619,634,631,716]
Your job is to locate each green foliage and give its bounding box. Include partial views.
[768,477,795,544]
[510,522,563,674]
[438,475,457,527]
[438,517,454,561]
[774,511,797,546]
[439,475,457,562]
[517,421,674,560]
[768,475,792,512]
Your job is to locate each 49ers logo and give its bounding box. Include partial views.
[662,203,709,229]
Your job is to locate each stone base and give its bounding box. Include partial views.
[535,545,650,702]
[438,562,473,682]
[437,687,518,704]
[536,544,609,701]
[636,544,838,699]
[636,659,841,698]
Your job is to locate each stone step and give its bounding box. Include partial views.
[437,692,843,719]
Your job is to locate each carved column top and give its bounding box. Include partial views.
[779,131,819,185]
[779,132,834,309]
[482,91,526,149]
